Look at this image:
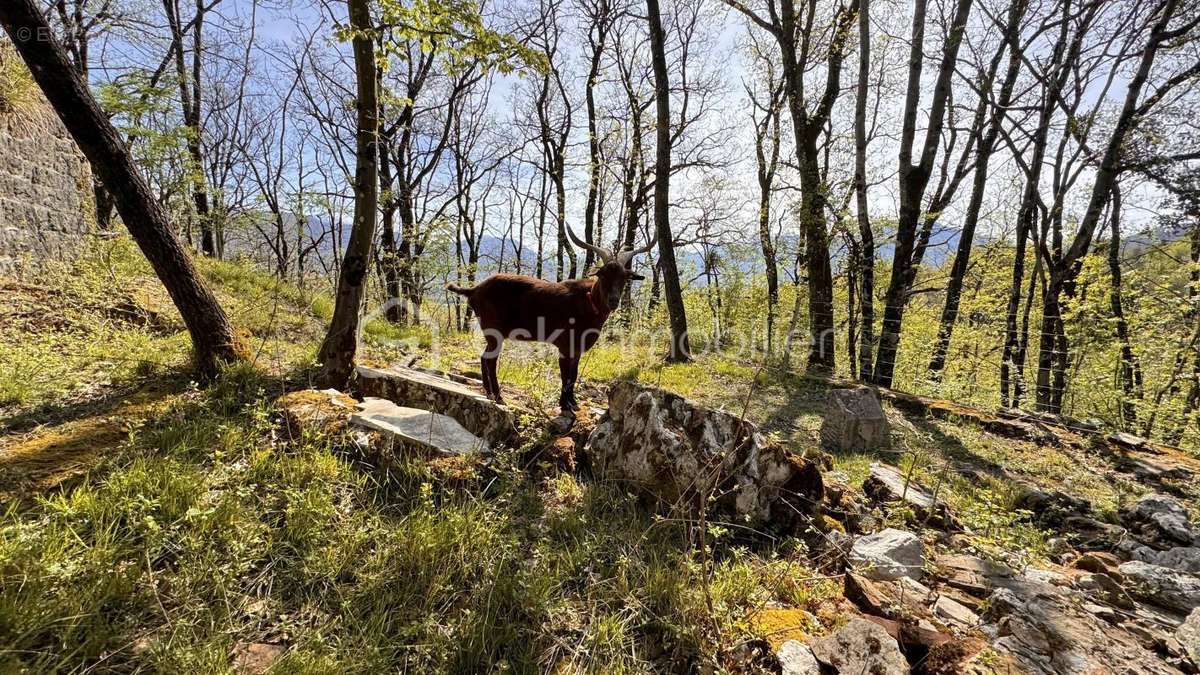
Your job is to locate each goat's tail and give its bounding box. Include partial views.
[446,283,475,297]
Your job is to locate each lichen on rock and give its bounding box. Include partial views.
[586,380,824,527]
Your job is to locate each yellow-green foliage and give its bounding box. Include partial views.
[0,237,326,411]
[0,40,36,115]
[0,365,842,672]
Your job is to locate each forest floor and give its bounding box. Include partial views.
[1,238,1197,672]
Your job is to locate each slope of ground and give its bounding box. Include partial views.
[1,240,1197,672]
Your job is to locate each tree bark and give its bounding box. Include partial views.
[647,0,690,362]
[316,0,379,388]
[872,0,973,387]
[0,0,244,376]
[927,0,1025,381]
[854,0,874,379]
[1106,184,1141,428]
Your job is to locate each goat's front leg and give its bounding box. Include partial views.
[482,334,504,404]
[557,354,579,412]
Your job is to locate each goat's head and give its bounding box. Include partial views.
[568,227,658,310]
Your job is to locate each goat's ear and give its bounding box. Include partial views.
[585,266,601,277]
[628,272,645,281]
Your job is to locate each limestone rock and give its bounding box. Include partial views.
[350,397,489,456]
[586,381,824,525]
[1118,561,1200,613]
[933,595,979,629]
[1131,546,1200,574]
[982,577,1181,674]
[1073,572,1135,610]
[1178,608,1200,666]
[1063,515,1128,552]
[820,386,890,451]
[850,528,925,581]
[1071,551,1123,576]
[777,640,821,675]
[1014,481,1091,526]
[1121,493,1198,548]
[355,364,515,444]
[863,462,959,529]
[1109,431,1150,450]
[809,618,907,675]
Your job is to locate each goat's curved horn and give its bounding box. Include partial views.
[616,231,659,267]
[566,225,613,263]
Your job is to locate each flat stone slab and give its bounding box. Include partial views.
[355,364,515,444]
[350,397,490,456]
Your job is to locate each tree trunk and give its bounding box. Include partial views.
[583,11,609,271]
[757,185,779,354]
[928,0,1025,380]
[164,0,215,256]
[1000,185,1035,407]
[0,0,244,376]
[872,0,973,387]
[1107,185,1141,428]
[853,0,874,379]
[1035,0,1183,410]
[647,0,690,362]
[316,0,378,388]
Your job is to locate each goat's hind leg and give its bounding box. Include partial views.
[482,334,504,404]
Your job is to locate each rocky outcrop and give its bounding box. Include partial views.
[820,387,890,451]
[350,397,490,456]
[355,364,515,444]
[1131,546,1200,574]
[586,381,824,526]
[982,577,1183,675]
[809,618,908,674]
[1118,561,1200,614]
[863,462,959,529]
[1121,493,1198,549]
[849,528,925,581]
[1179,608,1200,666]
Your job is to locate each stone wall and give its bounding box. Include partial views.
[0,98,92,274]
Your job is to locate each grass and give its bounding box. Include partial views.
[0,364,845,672]
[0,39,37,116]
[2,236,1196,671]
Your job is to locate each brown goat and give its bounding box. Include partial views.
[447,229,655,411]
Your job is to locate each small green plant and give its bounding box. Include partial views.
[0,40,37,115]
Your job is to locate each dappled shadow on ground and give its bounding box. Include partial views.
[901,414,1009,481]
[0,382,183,503]
[730,372,831,456]
[0,365,315,507]
[0,375,190,435]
